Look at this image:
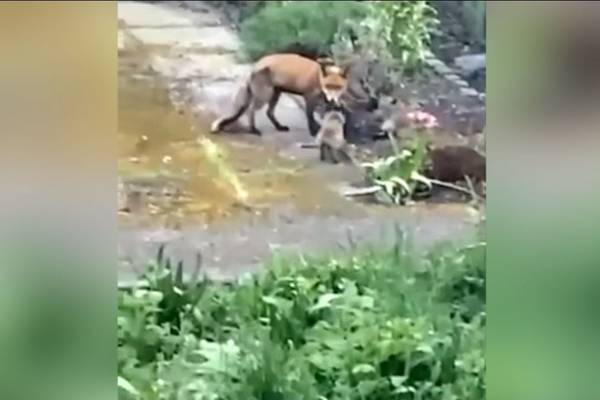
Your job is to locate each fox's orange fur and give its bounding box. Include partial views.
[210,53,349,137]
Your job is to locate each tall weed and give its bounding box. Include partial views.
[333,0,439,93]
[118,237,485,399]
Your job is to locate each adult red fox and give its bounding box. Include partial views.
[210,53,350,137]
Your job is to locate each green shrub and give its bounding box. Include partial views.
[361,135,433,205]
[118,237,485,399]
[237,0,439,94]
[377,1,439,70]
[334,1,439,81]
[238,1,368,61]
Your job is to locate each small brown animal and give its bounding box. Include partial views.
[315,109,353,164]
[210,53,350,136]
[428,145,486,184]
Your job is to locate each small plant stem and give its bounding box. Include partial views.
[428,179,473,196]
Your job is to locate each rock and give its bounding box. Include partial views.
[459,87,480,97]
[454,53,486,76]
[434,63,453,76]
[425,58,445,68]
[445,73,463,82]
[466,68,486,93]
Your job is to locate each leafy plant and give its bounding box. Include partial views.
[333,1,440,81]
[117,230,485,400]
[362,134,434,205]
[117,246,210,397]
[118,236,485,400]
[236,0,439,99]
[376,1,439,72]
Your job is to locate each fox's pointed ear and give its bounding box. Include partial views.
[316,57,335,75]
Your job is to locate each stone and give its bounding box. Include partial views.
[434,63,453,76]
[118,1,193,27]
[454,53,486,76]
[445,73,462,82]
[425,58,444,68]
[459,87,480,97]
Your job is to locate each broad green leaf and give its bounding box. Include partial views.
[389,177,412,194]
[417,342,434,355]
[262,295,293,313]
[310,293,341,313]
[352,363,376,375]
[117,376,140,398]
[359,295,375,309]
[391,375,408,388]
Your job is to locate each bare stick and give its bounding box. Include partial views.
[463,175,481,203]
[342,186,381,197]
[428,179,473,196]
[299,142,319,149]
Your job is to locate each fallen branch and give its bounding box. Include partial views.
[342,186,381,197]
[464,175,482,203]
[344,179,474,198]
[299,141,319,149]
[429,179,473,196]
[344,180,473,197]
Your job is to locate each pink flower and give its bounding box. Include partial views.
[406,111,438,129]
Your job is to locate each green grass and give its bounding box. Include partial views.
[118,234,485,400]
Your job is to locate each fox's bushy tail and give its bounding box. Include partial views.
[210,73,253,133]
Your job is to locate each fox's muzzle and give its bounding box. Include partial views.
[324,92,342,105]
